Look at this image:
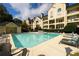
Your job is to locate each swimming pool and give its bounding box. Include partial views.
[12,32,60,48]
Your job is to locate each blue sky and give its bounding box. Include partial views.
[3,3,75,20]
[3,3,19,16]
[3,3,52,20]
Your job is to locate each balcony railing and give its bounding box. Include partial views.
[67,10,77,14]
[67,11,79,16]
[67,18,79,23]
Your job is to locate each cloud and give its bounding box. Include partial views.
[10,3,52,20]
[31,4,51,17]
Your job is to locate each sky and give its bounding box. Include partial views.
[3,3,52,20]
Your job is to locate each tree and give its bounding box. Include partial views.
[63,23,77,33]
[0,5,7,14]
[21,20,29,32]
[0,6,4,14]
[0,5,13,22]
[0,13,13,22]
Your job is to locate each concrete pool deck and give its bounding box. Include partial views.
[9,33,79,56]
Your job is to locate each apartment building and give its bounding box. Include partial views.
[67,4,79,28]
[44,3,79,31]
[32,3,68,30]
[32,13,48,30]
[32,3,79,31]
[32,16,43,30]
[48,3,67,30]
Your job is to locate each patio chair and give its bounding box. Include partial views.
[63,33,78,38]
[0,43,12,56]
[0,43,30,56]
[11,48,30,56]
[60,37,79,47]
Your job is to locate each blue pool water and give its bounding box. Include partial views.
[12,32,60,48]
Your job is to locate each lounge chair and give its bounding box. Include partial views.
[60,37,79,47]
[63,33,78,38]
[63,34,73,38]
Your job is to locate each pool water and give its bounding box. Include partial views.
[12,32,60,48]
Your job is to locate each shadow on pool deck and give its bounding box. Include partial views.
[65,47,73,56]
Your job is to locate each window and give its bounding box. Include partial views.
[58,8,62,13]
[43,26,48,29]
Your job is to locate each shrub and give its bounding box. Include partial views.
[63,23,77,33]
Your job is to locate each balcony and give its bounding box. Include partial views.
[43,24,48,26]
[49,20,55,24]
[49,25,55,29]
[67,18,79,23]
[56,17,64,24]
[43,25,48,29]
[43,21,48,25]
[56,24,64,29]
[67,14,79,23]
[56,22,65,24]
[67,11,79,16]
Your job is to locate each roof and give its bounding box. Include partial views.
[33,16,42,21]
[47,3,54,12]
[67,4,79,10]
[33,14,48,20]
[34,16,42,19]
[13,22,21,26]
[0,21,21,26]
[0,22,9,26]
[37,16,42,19]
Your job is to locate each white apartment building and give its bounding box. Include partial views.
[48,3,67,30]
[67,4,79,28]
[43,3,79,30]
[32,16,43,30]
[32,3,79,31]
